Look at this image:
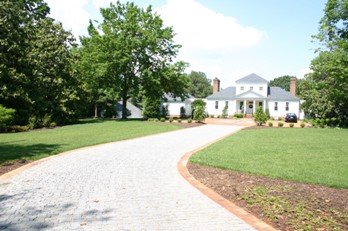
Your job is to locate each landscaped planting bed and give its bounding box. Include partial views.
[189,127,348,230]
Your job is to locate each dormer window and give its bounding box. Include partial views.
[259,86,263,91]
[240,86,244,91]
[250,86,253,91]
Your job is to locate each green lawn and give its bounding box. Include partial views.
[190,128,348,188]
[0,120,180,166]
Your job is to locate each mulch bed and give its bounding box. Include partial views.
[188,163,348,230]
[0,159,33,176]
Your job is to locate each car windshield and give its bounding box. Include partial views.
[287,113,296,116]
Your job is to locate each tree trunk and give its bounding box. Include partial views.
[94,104,98,118]
[122,96,127,119]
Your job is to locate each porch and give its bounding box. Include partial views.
[236,99,266,116]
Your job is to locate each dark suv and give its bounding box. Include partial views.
[285,113,298,123]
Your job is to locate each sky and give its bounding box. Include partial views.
[45,0,327,88]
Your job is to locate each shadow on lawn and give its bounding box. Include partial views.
[0,143,61,165]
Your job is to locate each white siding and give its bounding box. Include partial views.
[206,100,236,116]
[164,101,193,117]
[268,101,300,119]
[235,83,268,97]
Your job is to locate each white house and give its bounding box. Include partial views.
[206,73,302,119]
[162,93,195,117]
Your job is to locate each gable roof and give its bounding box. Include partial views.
[206,87,236,100]
[268,87,299,101]
[235,73,268,84]
[116,101,143,118]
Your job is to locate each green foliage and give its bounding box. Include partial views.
[300,122,306,128]
[154,118,159,122]
[193,105,206,122]
[268,122,273,127]
[142,97,161,119]
[269,75,292,91]
[190,128,348,188]
[289,123,294,128]
[233,113,244,118]
[188,118,192,123]
[254,107,267,126]
[169,117,173,123]
[160,118,165,122]
[187,71,213,98]
[0,105,15,129]
[177,119,182,123]
[191,99,206,109]
[300,0,348,126]
[265,109,270,120]
[222,105,228,118]
[278,122,284,127]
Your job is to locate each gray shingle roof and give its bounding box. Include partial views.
[268,87,299,101]
[235,73,268,84]
[206,87,236,100]
[116,101,143,118]
[234,90,266,99]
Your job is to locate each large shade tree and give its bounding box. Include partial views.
[79,1,188,119]
[300,0,348,125]
[187,71,213,98]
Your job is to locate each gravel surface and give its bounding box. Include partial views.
[0,125,254,230]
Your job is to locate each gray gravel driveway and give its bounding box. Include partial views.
[0,124,254,230]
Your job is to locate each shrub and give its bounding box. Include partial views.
[265,109,270,119]
[254,107,267,126]
[193,105,206,122]
[147,118,154,122]
[154,118,159,122]
[143,97,161,119]
[180,106,186,118]
[210,115,214,118]
[233,113,243,118]
[169,117,173,123]
[188,119,192,123]
[177,119,182,123]
[289,123,294,128]
[268,122,273,127]
[42,114,52,127]
[28,115,40,129]
[222,105,228,118]
[278,122,284,127]
[300,122,305,128]
[9,125,30,132]
[191,99,206,108]
[217,115,221,118]
[49,122,57,128]
[0,105,15,131]
[160,118,165,122]
[278,117,283,121]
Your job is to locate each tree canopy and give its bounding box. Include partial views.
[300,0,348,125]
[269,75,303,96]
[187,71,213,98]
[78,2,188,119]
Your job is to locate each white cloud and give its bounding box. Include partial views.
[91,0,113,10]
[157,0,264,51]
[299,67,312,78]
[46,0,90,38]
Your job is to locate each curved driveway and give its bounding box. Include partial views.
[0,125,255,230]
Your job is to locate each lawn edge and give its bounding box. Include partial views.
[177,127,277,231]
[0,124,189,181]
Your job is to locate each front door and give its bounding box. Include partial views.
[246,101,253,114]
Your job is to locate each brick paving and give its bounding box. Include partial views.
[0,125,255,230]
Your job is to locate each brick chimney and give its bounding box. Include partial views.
[290,77,297,96]
[213,78,220,94]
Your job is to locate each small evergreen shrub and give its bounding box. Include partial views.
[300,122,305,128]
[28,115,40,129]
[147,118,154,121]
[169,118,173,123]
[42,114,52,127]
[217,115,221,118]
[188,119,192,123]
[50,122,57,128]
[154,118,159,122]
[210,115,214,118]
[160,118,165,122]
[193,105,206,122]
[278,122,284,127]
[177,119,182,123]
[0,105,15,131]
[254,107,267,126]
[289,123,294,128]
[9,125,30,132]
[268,122,273,127]
[233,113,243,118]
[222,105,228,118]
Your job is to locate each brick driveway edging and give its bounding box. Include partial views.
[177,129,277,231]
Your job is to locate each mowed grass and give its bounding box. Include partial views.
[190,128,348,188]
[0,120,180,166]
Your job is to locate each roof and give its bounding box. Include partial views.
[116,101,143,118]
[267,87,299,101]
[234,90,266,99]
[235,73,268,84]
[163,93,194,102]
[206,87,236,100]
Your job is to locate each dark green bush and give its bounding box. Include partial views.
[177,119,181,123]
[9,125,30,132]
[42,114,52,127]
[160,118,165,122]
[268,122,273,127]
[233,113,243,118]
[50,122,57,128]
[254,107,267,126]
[0,105,15,131]
[188,119,192,123]
[154,118,159,122]
[300,122,305,128]
[289,123,294,128]
[169,117,173,123]
[278,122,284,127]
[210,115,214,118]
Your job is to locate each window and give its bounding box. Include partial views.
[215,101,218,109]
[240,86,244,91]
[274,102,278,111]
[259,102,263,107]
[259,86,263,91]
[286,102,289,111]
[225,101,228,109]
[240,101,244,110]
[250,86,253,91]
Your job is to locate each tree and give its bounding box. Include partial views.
[81,2,187,119]
[187,71,213,98]
[0,105,15,131]
[222,105,228,118]
[254,107,267,126]
[269,75,303,95]
[192,99,206,122]
[300,0,348,125]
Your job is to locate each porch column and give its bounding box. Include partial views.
[253,100,256,114]
[243,99,246,114]
[263,100,266,111]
